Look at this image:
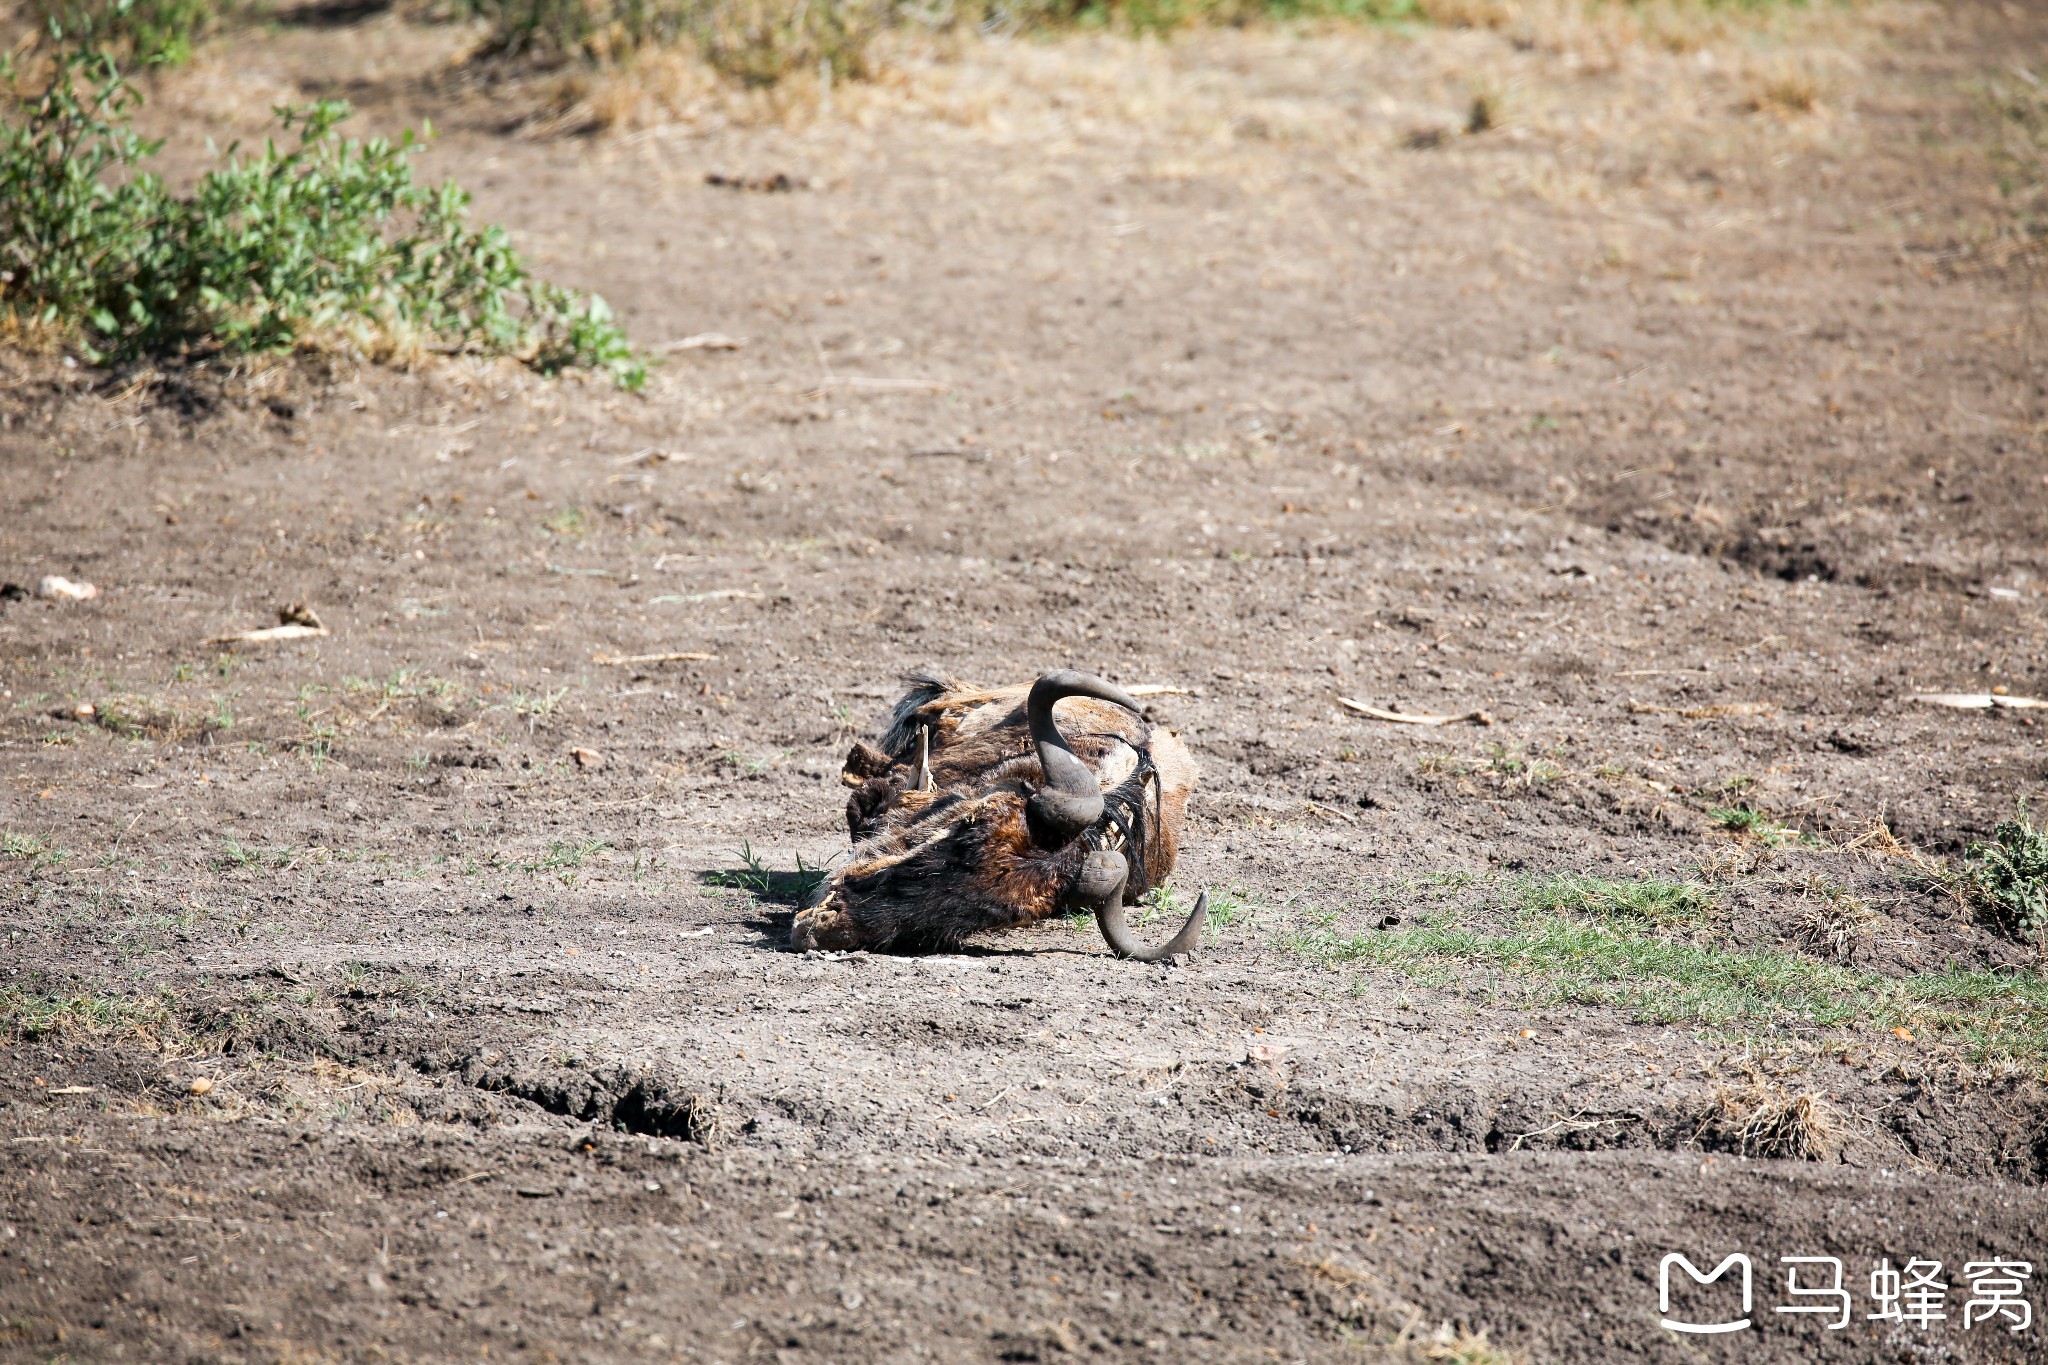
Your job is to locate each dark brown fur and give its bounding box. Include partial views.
[795,673,1198,953]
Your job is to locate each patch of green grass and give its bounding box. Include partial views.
[0,987,172,1041]
[295,718,339,768]
[519,838,612,873]
[541,506,592,539]
[707,839,830,901]
[2,832,63,864]
[1966,809,2048,945]
[343,667,461,701]
[1134,884,1257,942]
[1711,804,1799,845]
[1292,909,2048,1067]
[217,838,295,870]
[1518,874,1718,928]
[0,48,645,387]
[714,839,774,895]
[509,686,573,724]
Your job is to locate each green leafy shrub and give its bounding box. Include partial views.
[0,50,646,387]
[29,0,218,66]
[1967,810,2048,946]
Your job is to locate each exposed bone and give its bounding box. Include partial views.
[659,333,746,352]
[1911,692,2048,710]
[1338,697,1492,726]
[207,604,329,646]
[814,376,950,392]
[37,575,98,601]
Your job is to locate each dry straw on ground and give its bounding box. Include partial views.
[495,0,1897,138]
[1702,1082,1844,1160]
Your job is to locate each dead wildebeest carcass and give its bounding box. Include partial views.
[790,670,1207,960]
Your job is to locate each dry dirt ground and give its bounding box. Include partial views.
[5,2,2048,1360]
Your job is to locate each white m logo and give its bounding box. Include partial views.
[1660,1253,1754,1334]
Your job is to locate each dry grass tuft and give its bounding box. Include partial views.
[1744,53,1827,117]
[1297,1255,1526,1362]
[1414,0,1520,29]
[1782,873,1882,963]
[445,0,1897,139]
[1705,1082,1842,1160]
[1421,1323,1526,1365]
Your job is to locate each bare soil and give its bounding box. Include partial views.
[4,3,2048,1360]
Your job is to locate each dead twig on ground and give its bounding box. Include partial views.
[659,333,745,351]
[1339,698,1493,726]
[1626,700,1776,719]
[593,651,717,665]
[1508,1109,1631,1151]
[650,590,762,604]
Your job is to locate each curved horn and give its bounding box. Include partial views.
[1023,670,1140,849]
[1077,848,1206,962]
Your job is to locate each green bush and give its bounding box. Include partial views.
[0,49,646,387]
[1967,810,2048,946]
[28,0,218,66]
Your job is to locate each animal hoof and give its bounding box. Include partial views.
[790,901,866,953]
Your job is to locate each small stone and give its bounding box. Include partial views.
[37,575,98,602]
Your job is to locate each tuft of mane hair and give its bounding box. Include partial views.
[874,671,965,756]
